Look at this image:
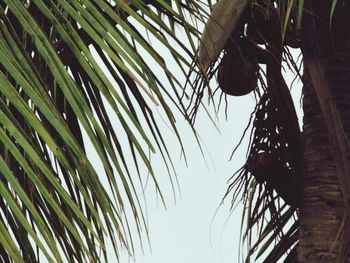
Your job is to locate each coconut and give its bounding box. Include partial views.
[217,39,258,96]
[248,152,276,183]
[248,151,297,206]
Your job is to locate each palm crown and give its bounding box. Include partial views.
[0,0,349,262]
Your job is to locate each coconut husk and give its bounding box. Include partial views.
[217,39,258,96]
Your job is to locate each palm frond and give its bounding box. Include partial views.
[0,0,209,261]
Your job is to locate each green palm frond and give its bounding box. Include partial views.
[0,0,209,261]
[2,0,343,262]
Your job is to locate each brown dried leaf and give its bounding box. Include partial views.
[197,0,249,72]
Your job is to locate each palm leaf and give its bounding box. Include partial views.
[0,0,208,261]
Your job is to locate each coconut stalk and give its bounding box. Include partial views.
[197,0,249,73]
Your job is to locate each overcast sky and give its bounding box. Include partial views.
[123,95,256,263]
[83,13,303,262]
[88,48,258,262]
[115,53,302,263]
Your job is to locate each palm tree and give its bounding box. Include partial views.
[0,0,208,261]
[196,0,350,262]
[1,0,350,262]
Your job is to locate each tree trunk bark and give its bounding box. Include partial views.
[298,1,350,262]
[298,70,345,262]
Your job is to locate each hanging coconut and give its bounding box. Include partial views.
[217,39,258,96]
[248,152,277,183]
[248,151,297,206]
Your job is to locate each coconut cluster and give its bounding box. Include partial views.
[219,1,302,207]
[217,2,300,97]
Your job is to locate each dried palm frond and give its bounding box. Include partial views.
[191,0,303,262]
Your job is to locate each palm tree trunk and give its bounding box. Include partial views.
[298,1,350,261]
[298,70,345,262]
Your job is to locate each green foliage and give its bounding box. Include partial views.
[0,0,207,261]
[0,0,341,262]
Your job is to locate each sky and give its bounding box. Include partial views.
[118,77,302,263]
[120,95,256,263]
[113,55,302,263]
[97,25,257,261]
[84,10,303,263]
[82,79,257,262]
[88,45,259,262]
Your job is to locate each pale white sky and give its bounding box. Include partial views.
[114,49,302,263]
[119,73,302,263]
[81,73,302,262]
[83,12,303,262]
[87,42,257,262]
[123,95,255,263]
